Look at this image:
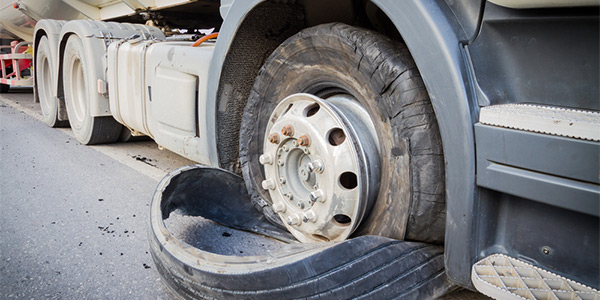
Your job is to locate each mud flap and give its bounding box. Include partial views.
[149,165,451,299]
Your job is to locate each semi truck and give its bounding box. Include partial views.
[4,0,598,298]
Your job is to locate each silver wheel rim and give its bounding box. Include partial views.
[39,54,53,117]
[69,57,86,124]
[260,93,380,242]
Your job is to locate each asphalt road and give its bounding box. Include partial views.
[0,88,194,299]
[0,88,488,300]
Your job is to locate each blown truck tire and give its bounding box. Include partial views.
[149,165,450,300]
[239,23,446,243]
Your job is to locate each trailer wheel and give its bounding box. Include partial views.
[62,35,121,144]
[36,36,68,127]
[239,23,445,243]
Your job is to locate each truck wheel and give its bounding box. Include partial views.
[0,84,8,93]
[62,34,121,144]
[36,36,68,127]
[239,23,445,243]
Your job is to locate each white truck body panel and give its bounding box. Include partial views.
[107,39,215,165]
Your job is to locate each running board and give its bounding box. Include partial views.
[479,104,600,141]
[472,254,600,300]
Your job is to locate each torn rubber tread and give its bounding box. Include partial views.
[150,237,446,299]
[239,23,445,243]
[149,165,450,299]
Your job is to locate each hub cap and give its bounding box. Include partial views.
[260,93,380,242]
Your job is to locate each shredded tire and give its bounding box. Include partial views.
[149,165,451,300]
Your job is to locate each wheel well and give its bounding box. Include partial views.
[215,0,403,173]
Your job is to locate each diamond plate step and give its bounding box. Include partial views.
[479,104,600,141]
[472,254,599,300]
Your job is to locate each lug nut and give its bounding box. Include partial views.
[261,179,276,190]
[287,214,302,226]
[259,153,273,165]
[269,133,280,144]
[309,189,325,203]
[298,202,305,209]
[285,193,294,201]
[272,202,286,213]
[303,211,317,223]
[279,177,286,184]
[281,125,294,137]
[297,135,310,146]
[307,160,324,173]
[277,159,284,166]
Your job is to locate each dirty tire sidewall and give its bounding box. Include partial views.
[62,35,121,145]
[239,23,446,243]
[36,36,66,127]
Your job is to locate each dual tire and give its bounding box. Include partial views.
[36,34,121,144]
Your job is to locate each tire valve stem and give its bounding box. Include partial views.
[297,135,310,147]
[269,133,280,144]
[281,125,294,137]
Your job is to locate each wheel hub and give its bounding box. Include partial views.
[260,93,380,242]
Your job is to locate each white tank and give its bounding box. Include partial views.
[0,0,87,41]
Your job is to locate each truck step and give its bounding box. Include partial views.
[472,254,599,300]
[479,104,600,141]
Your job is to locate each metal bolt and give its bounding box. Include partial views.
[307,160,324,173]
[259,153,273,165]
[292,140,298,146]
[309,189,325,203]
[286,193,294,201]
[261,179,276,190]
[297,135,310,147]
[277,159,284,166]
[303,211,317,223]
[269,133,280,144]
[298,202,305,209]
[281,125,294,137]
[272,202,286,213]
[279,177,286,184]
[283,145,289,152]
[542,246,551,255]
[287,214,302,226]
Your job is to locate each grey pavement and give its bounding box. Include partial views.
[0,91,174,299]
